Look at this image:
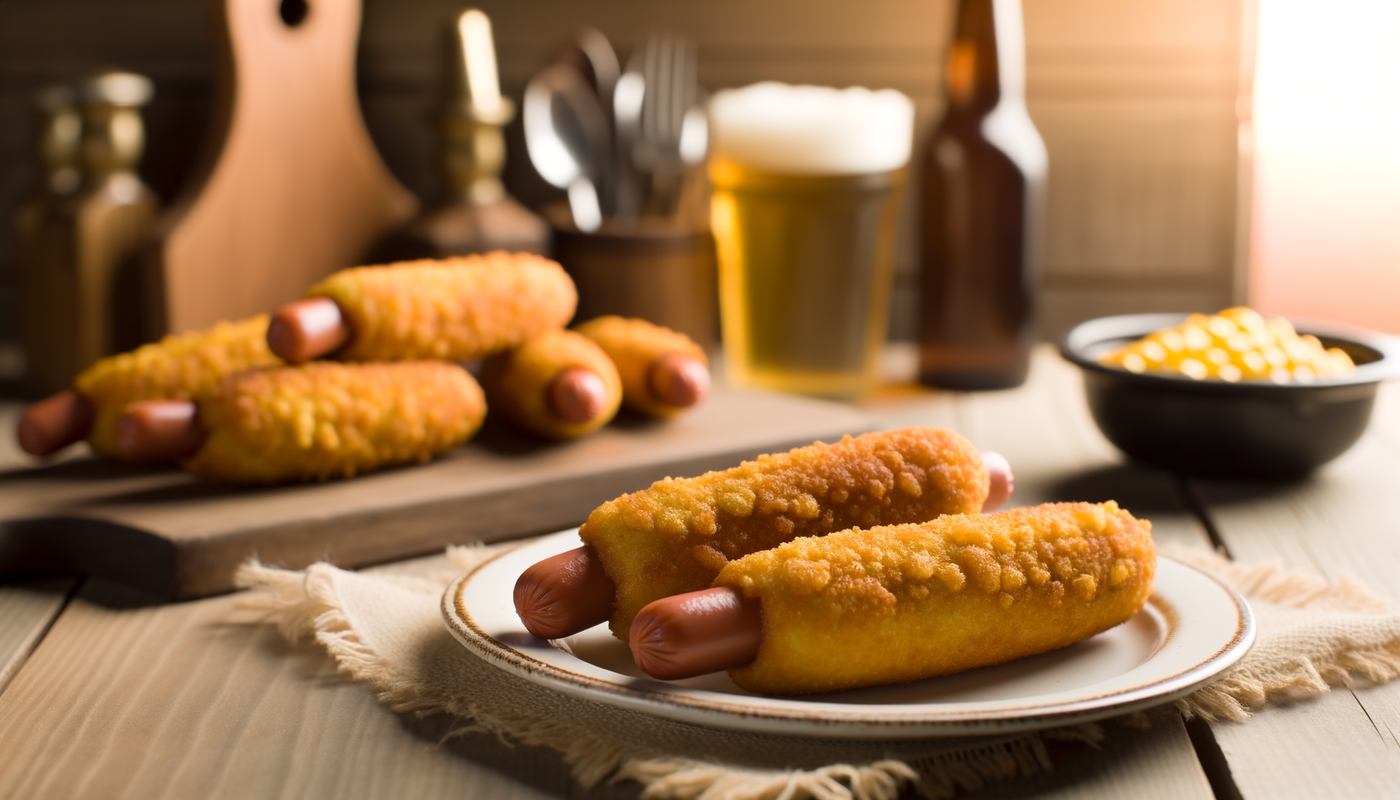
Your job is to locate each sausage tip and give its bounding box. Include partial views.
[649,353,710,409]
[629,587,763,681]
[514,546,617,640]
[981,450,1014,512]
[267,297,350,364]
[17,390,94,457]
[547,368,608,424]
[115,400,206,462]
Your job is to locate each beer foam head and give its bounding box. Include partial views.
[708,83,914,175]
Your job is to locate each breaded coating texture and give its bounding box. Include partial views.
[183,361,485,484]
[573,316,707,418]
[74,315,281,458]
[481,329,622,440]
[579,427,989,639]
[715,501,1156,695]
[308,252,577,361]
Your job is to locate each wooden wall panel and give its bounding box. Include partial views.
[0,0,1247,374]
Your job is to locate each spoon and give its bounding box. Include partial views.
[553,28,620,124]
[523,63,611,232]
[612,68,645,219]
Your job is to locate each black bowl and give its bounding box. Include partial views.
[1058,313,1400,479]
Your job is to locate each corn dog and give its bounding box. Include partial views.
[516,427,997,641]
[17,316,281,459]
[482,329,623,440]
[573,316,710,417]
[629,502,1155,694]
[115,361,486,483]
[266,252,577,364]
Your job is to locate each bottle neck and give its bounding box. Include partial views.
[946,0,1028,114]
[40,108,82,195]
[80,104,144,180]
[442,110,514,206]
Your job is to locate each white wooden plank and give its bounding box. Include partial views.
[1212,689,1400,800]
[0,578,75,695]
[0,566,571,800]
[1188,430,1400,798]
[968,716,1215,800]
[1,402,82,698]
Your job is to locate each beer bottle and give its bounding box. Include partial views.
[16,73,159,396]
[15,84,83,396]
[918,0,1047,390]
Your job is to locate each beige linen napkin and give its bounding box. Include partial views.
[235,542,1400,800]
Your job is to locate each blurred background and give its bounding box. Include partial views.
[0,0,1394,388]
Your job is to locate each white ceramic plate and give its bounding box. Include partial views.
[443,529,1254,739]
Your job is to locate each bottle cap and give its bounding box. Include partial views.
[80,71,154,107]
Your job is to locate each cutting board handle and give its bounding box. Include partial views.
[146,0,417,337]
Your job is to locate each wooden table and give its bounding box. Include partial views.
[2,345,1398,799]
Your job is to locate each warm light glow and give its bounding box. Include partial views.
[1252,0,1400,333]
[459,9,501,116]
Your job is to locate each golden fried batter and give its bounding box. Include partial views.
[75,315,282,459]
[307,252,577,362]
[184,361,485,484]
[579,427,989,639]
[715,501,1156,695]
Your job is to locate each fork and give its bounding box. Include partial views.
[632,33,698,218]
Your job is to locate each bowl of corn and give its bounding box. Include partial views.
[1058,308,1400,478]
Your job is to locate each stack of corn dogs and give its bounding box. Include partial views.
[514,428,1157,695]
[15,252,713,484]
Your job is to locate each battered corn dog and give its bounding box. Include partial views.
[481,329,623,440]
[17,316,281,458]
[578,427,991,640]
[573,316,710,417]
[118,362,486,483]
[267,252,577,363]
[632,502,1156,694]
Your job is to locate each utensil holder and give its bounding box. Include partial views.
[548,205,718,352]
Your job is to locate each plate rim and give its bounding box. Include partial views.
[443,529,1256,739]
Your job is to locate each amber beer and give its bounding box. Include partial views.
[708,84,914,398]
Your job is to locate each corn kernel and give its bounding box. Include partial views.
[1178,358,1208,380]
[1098,307,1355,384]
[1139,340,1168,363]
[1183,325,1213,352]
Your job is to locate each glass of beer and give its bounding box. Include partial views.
[708,83,914,398]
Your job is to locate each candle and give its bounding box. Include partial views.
[458,9,501,117]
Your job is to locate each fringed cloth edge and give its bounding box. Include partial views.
[1163,544,1400,723]
[233,547,1104,800]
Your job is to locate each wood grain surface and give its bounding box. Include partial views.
[6,348,1398,798]
[0,570,574,800]
[0,347,1228,800]
[1183,389,1400,800]
[0,578,74,695]
[146,0,417,338]
[0,385,870,599]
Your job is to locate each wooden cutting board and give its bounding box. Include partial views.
[0,387,871,600]
[145,0,417,338]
